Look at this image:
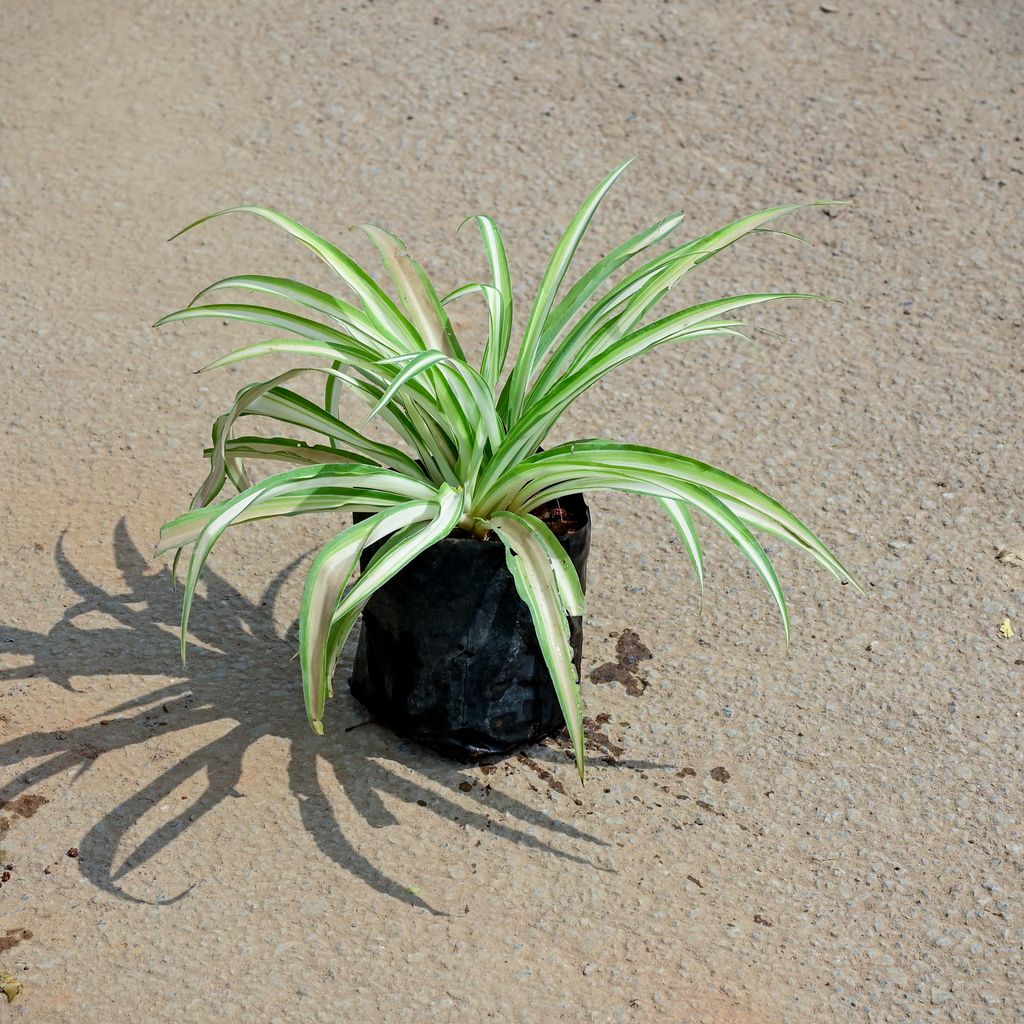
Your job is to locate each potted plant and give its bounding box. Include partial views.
[156,161,857,780]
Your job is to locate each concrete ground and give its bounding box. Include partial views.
[1,1,1021,1021]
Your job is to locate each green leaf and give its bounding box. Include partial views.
[316,486,466,709]
[197,337,364,372]
[210,436,374,468]
[503,463,789,641]
[191,370,317,512]
[442,281,508,388]
[327,369,451,483]
[190,368,428,517]
[159,489,403,556]
[169,464,438,662]
[369,352,503,472]
[366,350,450,421]
[565,293,819,378]
[193,346,456,470]
[300,499,437,733]
[463,215,513,388]
[188,274,400,356]
[500,159,634,422]
[246,385,427,478]
[493,510,585,615]
[539,210,685,353]
[327,484,465,632]
[158,465,424,556]
[659,498,704,610]
[154,302,374,354]
[482,294,819,493]
[529,203,827,402]
[170,206,421,349]
[487,440,857,591]
[360,224,463,357]
[488,511,587,778]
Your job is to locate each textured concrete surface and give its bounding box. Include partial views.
[1,1,1022,1021]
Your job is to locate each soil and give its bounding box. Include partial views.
[590,629,655,695]
[533,498,586,537]
[449,495,586,541]
[1,2,1022,1022]
[0,932,31,957]
[0,795,48,820]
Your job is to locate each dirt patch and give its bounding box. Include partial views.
[0,793,49,835]
[1,794,49,819]
[589,630,653,696]
[0,929,31,954]
[583,713,625,764]
[516,753,567,796]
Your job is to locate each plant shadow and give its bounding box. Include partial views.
[0,520,631,915]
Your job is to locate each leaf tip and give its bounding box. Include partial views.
[844,572,867,596]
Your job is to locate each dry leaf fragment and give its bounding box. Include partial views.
[0,973,22,1003]
[996,548,1024,569]
[999,618,1015,639]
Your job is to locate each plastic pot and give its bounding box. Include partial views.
[349,493,591,761]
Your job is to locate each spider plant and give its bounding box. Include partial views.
[156,160,857,780]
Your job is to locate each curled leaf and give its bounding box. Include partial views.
[1,973,23,1003]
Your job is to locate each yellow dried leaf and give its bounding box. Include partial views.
[999,618,1015,639]
[0,973,23,1003]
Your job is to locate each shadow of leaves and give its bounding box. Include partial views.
[0,519,610,913]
